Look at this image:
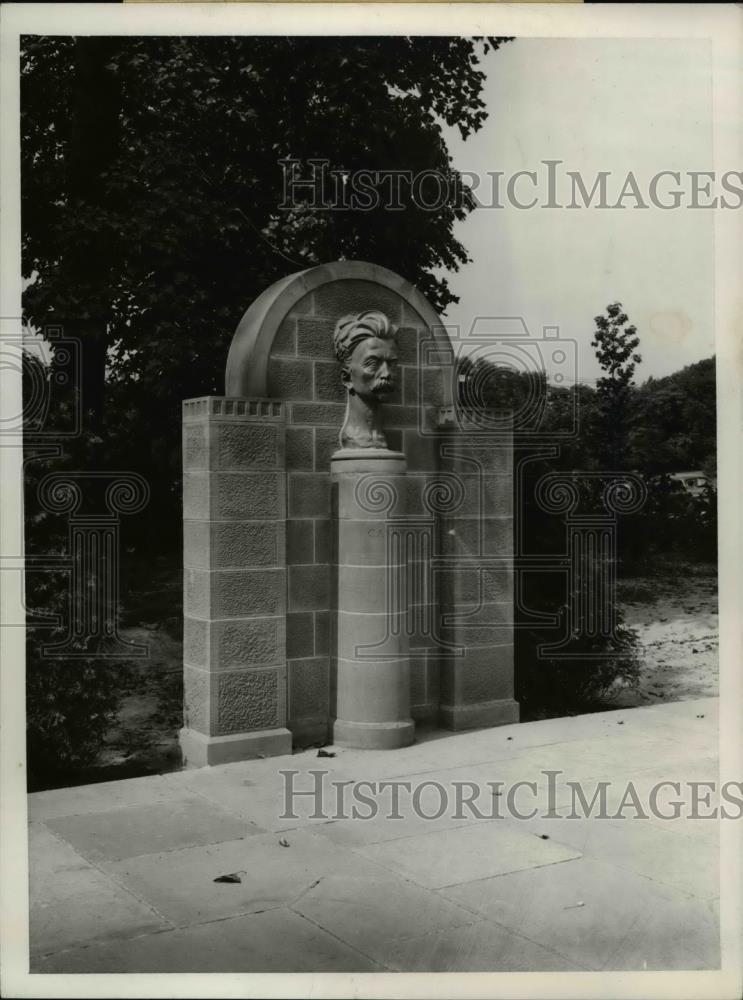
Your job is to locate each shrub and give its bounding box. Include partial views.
[24,542,138,790]
[516,573,642,720]
[622,478,718,573]
[26,654,135,790]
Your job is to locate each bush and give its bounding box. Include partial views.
[622,478,718,573]
[516,573,642,720]
[24,540,138,790]
[26,655,135,789]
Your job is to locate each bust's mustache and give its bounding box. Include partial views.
[369,376,394,395]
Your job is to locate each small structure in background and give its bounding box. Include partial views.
[668,471,715,497]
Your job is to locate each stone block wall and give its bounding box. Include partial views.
[181,398,292,766]
[435,428,519,730]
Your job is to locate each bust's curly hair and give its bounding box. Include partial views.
[333,311,397,366]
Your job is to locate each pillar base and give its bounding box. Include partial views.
[333,717,415,750]
[439,699,519,732]
[330,448,406,474]
[179,727,293,768]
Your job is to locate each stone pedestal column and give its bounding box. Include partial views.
[330,449,415,749]
[181,397,293,767]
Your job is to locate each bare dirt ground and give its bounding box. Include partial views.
[613,569,718,707]
[97,625,183,778]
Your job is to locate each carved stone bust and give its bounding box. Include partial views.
[333,310,399,450]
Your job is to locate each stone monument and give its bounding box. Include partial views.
[180,260,518,767]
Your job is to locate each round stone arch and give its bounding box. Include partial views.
[225,260,454,402]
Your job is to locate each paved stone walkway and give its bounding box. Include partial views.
[28,698,720,973]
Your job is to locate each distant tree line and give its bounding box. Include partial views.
[458,353,716,478]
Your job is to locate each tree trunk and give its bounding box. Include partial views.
[64,37,122,435]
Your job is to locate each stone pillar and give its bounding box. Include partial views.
[330,449,415,749]
[181,397,292,767]
[437,412,519,730]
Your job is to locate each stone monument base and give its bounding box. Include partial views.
[329,447,406,471]
[179,726,293,768]
[439,698,520,732]
[333,718,415,750]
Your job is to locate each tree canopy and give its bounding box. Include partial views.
[22,36,509,386]
[21,34,511,539]
[457,348,716,478]
[627,357,716,476]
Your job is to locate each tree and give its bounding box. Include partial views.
[22,35,511,546]
[591,302,641,469]
[627,357,716,475]
[456,353,547,423]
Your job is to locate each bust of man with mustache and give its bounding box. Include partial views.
[333,310,400,451]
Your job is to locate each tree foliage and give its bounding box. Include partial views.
[22,34,510,546]
[21,36,508,364]
[591,302,642,470]
[627,358,716,475]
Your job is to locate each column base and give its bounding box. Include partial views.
[179,727,293,768]
[439,699,519,732]
[333,717,415,750]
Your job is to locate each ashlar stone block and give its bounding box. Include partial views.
[184,567,285,620]
[183,472,285,522]
[184,616,285,671]
[184,664,287,737]
[184,521,283,569]
[288,656,330,722]
[215,668,282,735]
[312,279,404,324]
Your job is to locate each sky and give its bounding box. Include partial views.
[438,37,717,387]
